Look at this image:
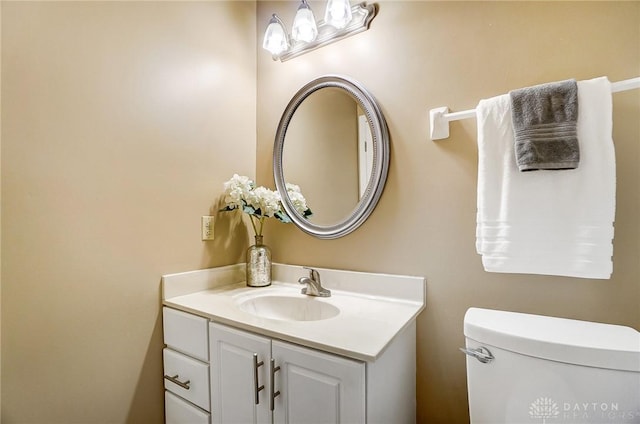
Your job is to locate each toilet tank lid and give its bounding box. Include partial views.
[464,308,640,372]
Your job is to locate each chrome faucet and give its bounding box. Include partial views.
[298,267,331,297]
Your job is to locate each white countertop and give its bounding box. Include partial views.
[162,263,426,362]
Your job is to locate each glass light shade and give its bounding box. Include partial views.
[324,0,352,29]
[292,1,318,43]
[263,15,289,56]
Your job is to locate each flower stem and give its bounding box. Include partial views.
[258,217,265,237]
[249,214,259,236]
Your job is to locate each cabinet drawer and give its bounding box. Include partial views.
[163,348,210,412]
[165,390,210,424]
[163,307,208,361]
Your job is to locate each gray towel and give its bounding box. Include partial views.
[509,79,579,171]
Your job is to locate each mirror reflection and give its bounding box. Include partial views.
[283,87,373,226]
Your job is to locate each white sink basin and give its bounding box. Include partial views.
[162,264,426,360]
[238,294,340,322]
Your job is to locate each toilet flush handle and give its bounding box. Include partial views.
[459,346,494,364]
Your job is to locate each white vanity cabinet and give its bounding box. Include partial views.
[209,322,366,424]
[161,264,425,424]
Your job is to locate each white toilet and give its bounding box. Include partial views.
[463,308,640,424]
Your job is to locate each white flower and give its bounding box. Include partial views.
[285,182,301,193]
[249,187,281,218]
[223,174,253,209]
[221,175,312,236]
[287,184,310,216]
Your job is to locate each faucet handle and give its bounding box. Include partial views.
[302,266,320,282]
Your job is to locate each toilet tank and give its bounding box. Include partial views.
[463,308,640,424]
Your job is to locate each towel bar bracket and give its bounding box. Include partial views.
[430,107,476,141]
[429,106,450,141]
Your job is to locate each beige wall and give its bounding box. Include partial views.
[1,2,638,423]
[1,2,256,423]
[257,2,639,423]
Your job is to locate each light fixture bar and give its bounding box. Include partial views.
[275,3,377,62]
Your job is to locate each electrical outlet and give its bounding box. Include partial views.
[201,216,215,241]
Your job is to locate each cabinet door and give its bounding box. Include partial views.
[209,322,271,424]
[272,340,366,424]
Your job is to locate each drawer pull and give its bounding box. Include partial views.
[253,353,265,405]
[164,374,191,390]
[270,358,281,412]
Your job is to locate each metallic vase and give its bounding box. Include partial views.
[246,235,272,287]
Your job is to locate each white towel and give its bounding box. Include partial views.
[476,77,616,279]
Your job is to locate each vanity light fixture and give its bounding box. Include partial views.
[262,1,377,62]
[324,0,353,29]
[263,14,290,56]
[292,0,318,43]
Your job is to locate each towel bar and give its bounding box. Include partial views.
[429,76,640,141]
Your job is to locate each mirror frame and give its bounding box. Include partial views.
[273,75,390,239]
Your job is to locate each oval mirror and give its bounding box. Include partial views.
[273,75,390,239]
